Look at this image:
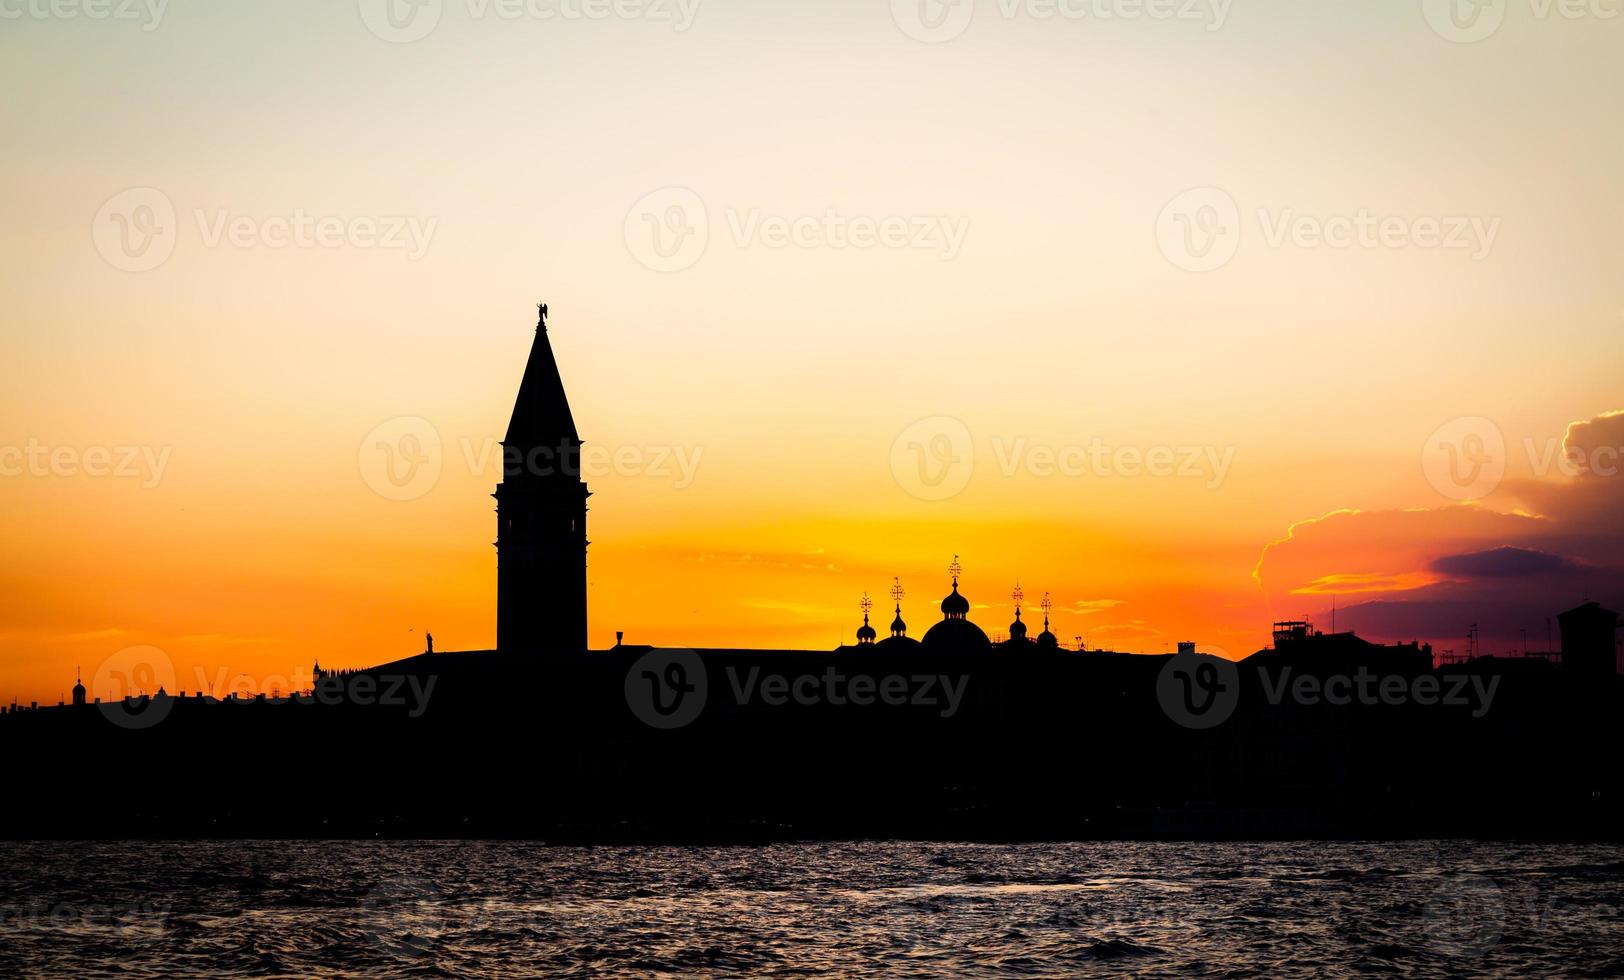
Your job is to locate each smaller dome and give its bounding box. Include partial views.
[1037,629,1058,649]
[890,607,908,636]
[875,634,923,652]
[941,582,970,617]
[1009,617,1027,640]
[857,616,877,643]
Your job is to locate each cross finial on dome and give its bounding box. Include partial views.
[948,555,962,583]
[890,577,905,603]
[860,592,873,616]
[1012,582,1023,607]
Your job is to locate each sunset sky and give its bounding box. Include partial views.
[3,0,1622,703]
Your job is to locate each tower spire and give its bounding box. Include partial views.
[496,303,590,653]
[505,302,578,451]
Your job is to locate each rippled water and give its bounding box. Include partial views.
[1,841,1620,977]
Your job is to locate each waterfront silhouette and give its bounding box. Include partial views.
[2,304,1620,841]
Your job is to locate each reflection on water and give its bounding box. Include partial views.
[0,840,1620,977]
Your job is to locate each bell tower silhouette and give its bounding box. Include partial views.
[495,303,589,652]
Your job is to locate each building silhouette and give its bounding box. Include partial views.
[1,302,1620,841]
[496,304,590,654]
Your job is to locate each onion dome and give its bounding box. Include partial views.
[1036,591,1058,648]
[855,592,878,644]
[941,582,970,618]
[876,577,923,650]
[1008,607,1028,641]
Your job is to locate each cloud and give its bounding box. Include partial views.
[1429,546,1584,579]
[1254,409,1624,651]
[1069,599,1124,615]
[1562,410,1624,477]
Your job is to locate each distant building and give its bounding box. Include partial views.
[1558,601,1620,680]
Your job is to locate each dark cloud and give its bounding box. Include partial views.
[1429,546,1583,579]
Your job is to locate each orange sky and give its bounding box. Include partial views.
[3,1,1623,703]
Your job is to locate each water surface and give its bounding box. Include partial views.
[1,841,1620,977]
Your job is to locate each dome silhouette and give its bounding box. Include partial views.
[875,634,923,652]
[922,617,991,652]
[940,582,970,617]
